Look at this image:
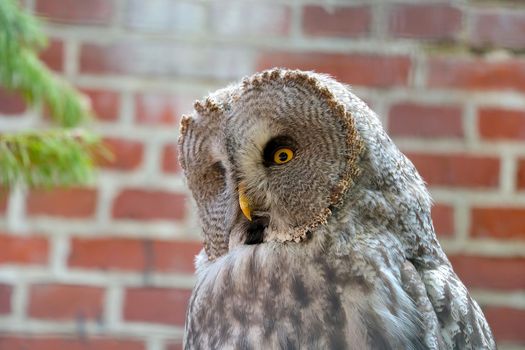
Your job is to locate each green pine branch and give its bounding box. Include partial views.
[0,0,107,189]
[0,0,91,127]
[0,130,105,188]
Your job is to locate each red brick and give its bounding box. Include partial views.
[39,39,64,72]
[0,336,145,350]
[81,89,120,121]
[162,144,180,174]
[388,4,462,40]
[478,108,525,140]
[427,56,525,92]
[97,138,144,170]
[518,159,525,189]
[0,234,48,265]
[210,3,291,37]
[257,52,411,88]
[69,237,200,273]
[135,93,179,125]
[35,0,113,25]
[0,190,7,214]
[449,255,525,290]
[0,88,26,115]
[389,103,463,137]
[483,307,525,344]
[471,10,525,50]
[406,153,500,188]
[80,43,117,75]
[0,284,12,315]
[431,204,454,237]
[471,208,525,240]
[28,284,104,320]
[69,237,144,271]
[112,190,186,221]
[152,240,201,273]
[302,5,371,38]
[27,188,97,218]
[124,287,191,325]
[166,342,183,350]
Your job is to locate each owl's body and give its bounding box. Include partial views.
[186,233,428,349]
[179,69,495,349]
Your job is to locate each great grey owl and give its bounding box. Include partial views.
[178,69,495,349]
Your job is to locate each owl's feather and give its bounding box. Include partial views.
[179,69,496,349]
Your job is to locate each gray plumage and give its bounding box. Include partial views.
[178,69,495,349]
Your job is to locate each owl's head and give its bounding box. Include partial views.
[179,69,432,261]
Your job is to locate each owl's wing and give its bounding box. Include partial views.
[402,259,496,349]
[400,261,446,350]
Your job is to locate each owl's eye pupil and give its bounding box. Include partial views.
[279,152,288,161]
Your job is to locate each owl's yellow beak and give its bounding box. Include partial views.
[238,183,252,221]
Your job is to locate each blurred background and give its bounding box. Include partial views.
[1,0,524,349]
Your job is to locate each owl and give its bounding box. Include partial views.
[178,69,495,349]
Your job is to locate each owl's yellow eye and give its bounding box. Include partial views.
[273,147,294,164]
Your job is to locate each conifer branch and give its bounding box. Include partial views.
[0,130,105,188]
[0,0,107,189]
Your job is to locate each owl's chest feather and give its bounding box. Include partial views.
[184,242,423,350]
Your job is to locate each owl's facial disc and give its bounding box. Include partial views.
[180,69,362,259]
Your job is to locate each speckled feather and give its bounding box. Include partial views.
[179,69,496,349]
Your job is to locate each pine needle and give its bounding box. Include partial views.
[0,0,108,189]
[0,0,92,127]
[0,130,104,188]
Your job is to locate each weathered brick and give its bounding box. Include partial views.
[388,4,462,40]
[97,138,144,170]
[26,188,97,218]
[427,56,525,92]
[112,189,185,221]
[302,5,371,38]
[431,204,454,237]
[518,158,525,189]
[69,237,143,271]
[80,89,120,122]
[0,336,145,350]
[471,10,525,50]
[0,284,12,315]
[0,233,48,265]
[35,0,113,25]
[449,255,525,290]
[135,93,180,125]
[0,190,7,214]
[471,207,525,240]
[166,342,183,350]
[28,284,104,320]
[39,38,64,72]
[69,237,200,273]
[152,240,201,273]
[406,153,500,188]
[123,0,205,34]
[162,144,180,174]
[124,287,191,325]
[80,42,253,80]
[209,2,291,37]
[0,88,26,115]
[483,307,525,344]
[478,107,525,140]
[258,52,411,88]
[389,103,463,138]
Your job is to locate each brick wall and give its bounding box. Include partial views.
[1,0,524,349]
